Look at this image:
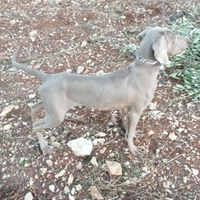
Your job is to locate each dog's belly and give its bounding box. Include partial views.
[94,103,128,111]
[82,94,133,111]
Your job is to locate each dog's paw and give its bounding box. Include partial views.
[129,145,143,157]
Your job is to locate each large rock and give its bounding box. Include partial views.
[67,137,93,156]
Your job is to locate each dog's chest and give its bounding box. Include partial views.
[144,78,158,105]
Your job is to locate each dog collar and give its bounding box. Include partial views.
[136,55,160,66]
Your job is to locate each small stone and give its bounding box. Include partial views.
[24,192,34,200]
[46,160,53,167]
[0,105,15,118]
[95,132,106,137]
[169,132,177,141]
[3,124,11,130]
[103,160,122,176]
[2,174,10,179]
[187,103,194,109]
[163,181,170,188]
[96,70,104,75]
[75,184,82,191]
[178,128,185,133]
[163,131,168,135]
[52,141,61,147]
[109,153,115,157]
[76,162,82,170]
[192,168,199,176]
[69,195,75,200]
[90,157,98,167]
[28,93,36,99]
[86,59,92,64]
[29,178,34,186]
[93,138,105,146]
[49,184,55,192]
[147,130,154,136]
[40,168,47,175]
[10,19,16,26]
[100,147,107,154]
[40,167,47,175]
[90,186,104,200]
[64,185,70,194]
[76,66,84,74]
[149,103,157,110]
[15,105,20,110]
[113,127,118,132]
[67,174,74,186]
[50,136,56,142]
[55,169,66,178]
[81,40,88,48]
[71,187,76,195]
[183,176,187,183]
[174,120,179,126]
[178,102,182,108]
[29,30,38,42]
[24,162,30,167]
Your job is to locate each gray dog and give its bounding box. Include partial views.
[12,27,189,155]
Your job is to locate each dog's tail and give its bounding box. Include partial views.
[11,46,49,82]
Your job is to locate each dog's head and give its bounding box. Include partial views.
[137,27,190,65]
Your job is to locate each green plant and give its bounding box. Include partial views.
[167,16,200,102]
[120,43,139,55]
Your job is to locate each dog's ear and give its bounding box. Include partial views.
[152,34,170,65]
[137,27,152,41]
[164,30,175,44]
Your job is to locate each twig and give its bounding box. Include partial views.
[167,154,183,163]
[94,135,120,152]
[113,164,160,187]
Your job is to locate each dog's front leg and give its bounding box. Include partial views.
[125,107,142,156]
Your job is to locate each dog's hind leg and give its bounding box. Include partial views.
[33,106,67,155]
[30,101,52,155]
[32,93,76,155]
[33,112,66,155]
[30,100,43,122]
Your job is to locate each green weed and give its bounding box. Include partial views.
[167,16,200,102]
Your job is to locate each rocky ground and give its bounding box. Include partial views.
[0,0,200,199]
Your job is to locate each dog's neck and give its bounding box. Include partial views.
[136,54,160,66]
[137,43,160,66]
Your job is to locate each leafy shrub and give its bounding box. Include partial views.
[168,17,200,102]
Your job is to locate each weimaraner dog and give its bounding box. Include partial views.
[12,27,189,156]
